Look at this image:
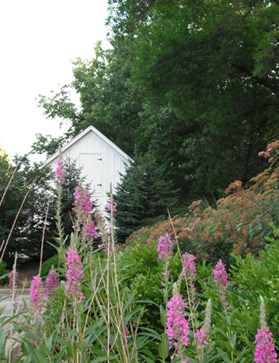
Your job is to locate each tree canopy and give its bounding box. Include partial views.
[36,0,279,201]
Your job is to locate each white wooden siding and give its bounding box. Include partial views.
[46,126,131,210]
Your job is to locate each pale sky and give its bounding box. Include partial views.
[0,0,109,160]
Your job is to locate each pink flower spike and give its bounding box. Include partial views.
[157,233,173,260]
[85,221,97,240]
[213,260,228,302]
[45,269,59,295]
[182,253,196,276]
[166,294,189,349]
[65,248,84,300]
[254,327,277,363]
[73,186,93,224]
[30,275,45,312]
[55,159,65,184]
[195,327,209,346]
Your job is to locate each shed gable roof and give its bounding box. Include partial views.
[45,126,132,165]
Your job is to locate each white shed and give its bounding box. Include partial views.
[45,126,132,209]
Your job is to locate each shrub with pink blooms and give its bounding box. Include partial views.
[126,141,279,266]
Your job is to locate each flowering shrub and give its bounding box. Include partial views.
[126,141,279,265]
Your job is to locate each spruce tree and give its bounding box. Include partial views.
[114,154,179,242]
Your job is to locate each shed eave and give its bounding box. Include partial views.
[45,126,132,165]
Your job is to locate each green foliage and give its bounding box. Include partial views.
[37,1,278,201]
[0,154,52,264]
[0,261,7,276]
[0,260,8,285]
[197,224,279,360]
[40,254,59,278]
[118,241,181,329]
[130,0,279,194]
[229,224,279,348]
[114,153,179,242]
[0,152,92,264]
[126,146,279,265]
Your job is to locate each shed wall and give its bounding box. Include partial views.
[48,131,129,209]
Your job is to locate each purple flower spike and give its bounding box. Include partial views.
[157,233,173,260]
[254,327,277,363]
[182,253,196,276]
[45,269,59,295]
[55,159,65,184]
[213,260,228,302]
[65,248,84,300]
[166,294,189,349]
[30,275,45,312]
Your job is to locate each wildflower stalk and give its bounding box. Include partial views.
[8,252,18,363]
[166,285,189,362]
[167,210,199,338]
[195,299,212,362]
[254,296,277,363]
[0,163,19,208]
[0,177,37,261]
[109,190,131,362]
[55,182,64,248]
[39,195,50,277]
[106,228,111,361]
[213,260,239,362]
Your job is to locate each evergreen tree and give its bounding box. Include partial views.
[114,154,179,242]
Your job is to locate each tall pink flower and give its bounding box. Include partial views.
[213,260,228,302]
[254,327,277,363]
[182,253,196,277]
[157,233,173,260]
[195,327,209,346]
[30,275,45,312]
[85,221,97,240]
[45,269,59,295]
[166,294,189,349]
[73,186,93,221]
[55,159,65,184]
[65,248,84,300]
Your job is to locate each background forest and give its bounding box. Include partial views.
[36,0,279,196]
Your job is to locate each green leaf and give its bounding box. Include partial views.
[22,341,49,363]
[231,333,237,348]
[90,355,117,362]
[138,327,162,341]
[216,348,231,363]
[0,328,7,357]
[159,305,166,326]
[158,335,169,359]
